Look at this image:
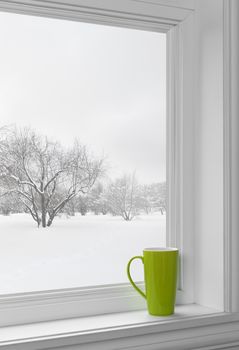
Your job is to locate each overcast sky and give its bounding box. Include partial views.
[0,12,166,184]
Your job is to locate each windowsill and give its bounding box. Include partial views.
[1,304,239,350]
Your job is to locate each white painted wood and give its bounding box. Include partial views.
[0,283,189,327]
[223,0,239,314]
[0,284,143,327]
[179,12,195,303]
[0,305,239,350]
[0,285,145,327]
[0,0,194,32]
[0,4,238,350]
[0,0,194,326]
[130,0,195,10]
[167,12,194,300]
[166,24,180,264]
[229,0,239,314]
[193,0,224,311]
[0,305,221,344]
[223,0,232,314]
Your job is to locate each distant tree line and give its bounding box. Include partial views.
[0,126,166,226]
[63,175,166,221]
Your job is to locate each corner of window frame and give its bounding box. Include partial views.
[0,0,237,329]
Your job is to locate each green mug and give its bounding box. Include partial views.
[127,247,178,316]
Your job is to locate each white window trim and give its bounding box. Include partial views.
[223,0,239,314]
[167,14,195,302]
[0,1,239,348]
[0,0,195,326]
[1,307,239,350]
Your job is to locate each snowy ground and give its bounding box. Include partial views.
[0,213,166,294]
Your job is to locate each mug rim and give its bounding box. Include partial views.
[143,247,178,252]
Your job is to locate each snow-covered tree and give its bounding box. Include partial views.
[89,182,109,215]
[76,195,91,216]
[0,127,104,227]
[149,182,166,214]
[136,184,153,214]
[106,174,139,221]
[0,191,23,215]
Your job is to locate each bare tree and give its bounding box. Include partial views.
[0,127,104,227]
[106,174,138,221]
[136,184,153,214]
[89,182,109,215]
[0,192,23,215]
[136,182,166,215]
[148,182,166,214]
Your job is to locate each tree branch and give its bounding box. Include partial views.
[44,169,66,191]
[22,158,43,194]
[19,199,39,224]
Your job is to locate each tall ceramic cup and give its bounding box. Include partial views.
[127,247,178,316]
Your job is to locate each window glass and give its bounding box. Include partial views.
[0,12,166,293]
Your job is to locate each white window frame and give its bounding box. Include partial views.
[0,0,195,327]
[0,2,239,348]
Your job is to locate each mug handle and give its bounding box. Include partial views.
[127,256,146,299]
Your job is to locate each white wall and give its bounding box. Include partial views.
[194,0,224,310]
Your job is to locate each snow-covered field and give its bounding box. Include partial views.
[0,213,166,294]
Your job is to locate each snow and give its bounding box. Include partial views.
[0,213,166,294]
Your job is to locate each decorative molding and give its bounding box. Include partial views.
[0,0,237,349]
[167,12,195,302]
[230,0,239,314]
[1,311,239,349]
[0,0,194,326]
[223,0,239,313]
[167,24,184,285]
[130,0,195,11]
[166,25,179,254]
[0,283,188,327]
[0,283,145,327]
[0,0,194,32]
[223,0,232,314]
